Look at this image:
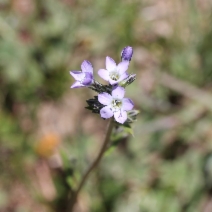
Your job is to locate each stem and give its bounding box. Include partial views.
[67,119,114,212]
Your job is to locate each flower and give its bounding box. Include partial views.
[98,56,129,85]
[121,46,133,61]
[98,86,134,124]
[70,60,94,88]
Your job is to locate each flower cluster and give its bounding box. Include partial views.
[70,46,138,124]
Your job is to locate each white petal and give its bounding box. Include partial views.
[81,60,93,74]
[100,106,114,119]
[70,71,85,81]
[114,110,127,124]
[98,69,109,81]
[71,81,84,88]
[117,61,129,74]
[98,93,113,105]
[118,72,129,82]
[112,86,125,99]
[108,78,119,85]
[106,56,116,71]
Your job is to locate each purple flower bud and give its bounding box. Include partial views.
[98,86,134,124]
[121,46,133,61]
[70,60,94,88]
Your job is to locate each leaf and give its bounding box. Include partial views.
[123,125,134,137]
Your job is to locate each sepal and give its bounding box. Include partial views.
[119,74,136,88]
[88,81,112,94]
[126,109,139,123]
[85,96,104,113]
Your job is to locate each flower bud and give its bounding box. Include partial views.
[121,46,133,61]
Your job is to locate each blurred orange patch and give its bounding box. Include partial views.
[36,133,60,158]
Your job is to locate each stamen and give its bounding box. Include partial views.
[110,71,120,81]
[112,99,122,112]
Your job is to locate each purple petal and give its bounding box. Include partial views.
[112,86,125,99]
[81,60,93,74]
[114,110,127,124]
[70,71,85,81]
[98,93,112,105]
[117,61,129,75]
[118,72,129,82]
[71,81,84,88]
[122,98,134,111]
[106,56,116,71]
[98,69,109,81]
[121,46,133,61]
[100,106,113,119]
[82,72,93,85]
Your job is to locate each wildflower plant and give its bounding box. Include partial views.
[68,46,139,211]
[84,46,138,125]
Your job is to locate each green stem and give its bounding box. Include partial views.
[67,119,114,211]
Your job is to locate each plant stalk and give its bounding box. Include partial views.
[67,118,114,211]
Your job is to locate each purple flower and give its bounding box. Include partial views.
[98,86,134,124]
[98,57,129,85]
[121,46,133,61]
[70,60,94,88]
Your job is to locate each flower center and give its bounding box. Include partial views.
[112,99,122,111]
[110,71,120,81]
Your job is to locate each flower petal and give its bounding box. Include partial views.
[122,98,134,111]
[82,72,93,85]
[112,86,125,99]
[106,56,116,71]
[98,69,109,81]
[98,93,112,105]
[100,106,113,119]
[108,78,119,85]
[121,46,133,61]
[117,61,129,75]
[81,60,93,74]
[118,72,129,82]
[71,81,84,88]
[70,71,85,81]
[114,110,127,124]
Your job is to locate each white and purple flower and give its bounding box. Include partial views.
[98,86,134,124]
[121,46,133,61]
[98,56,129,85]
[70,60,94,88]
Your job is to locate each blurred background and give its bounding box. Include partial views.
[1,0,212,211]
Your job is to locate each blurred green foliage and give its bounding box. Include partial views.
[1,0,212,211]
